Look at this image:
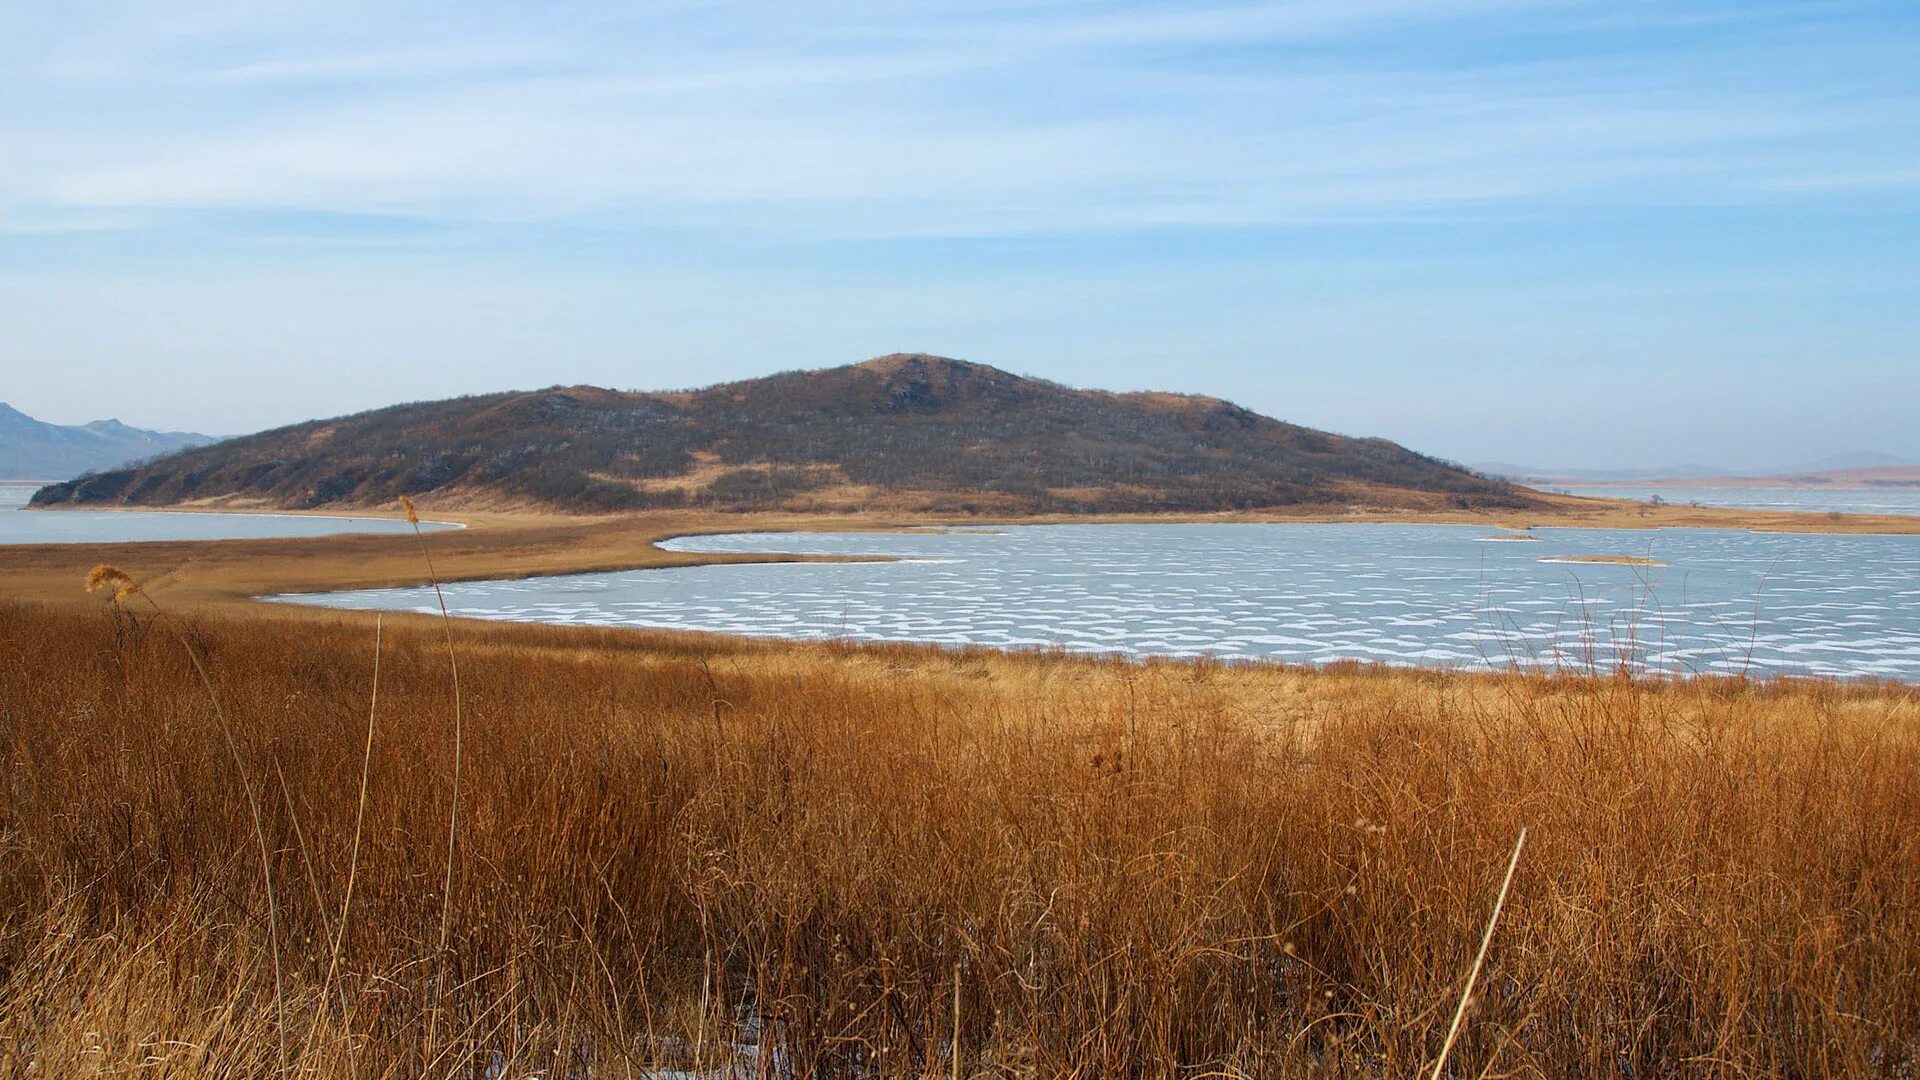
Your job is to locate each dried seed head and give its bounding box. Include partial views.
[399,495,419,525]
[85,565,134,594]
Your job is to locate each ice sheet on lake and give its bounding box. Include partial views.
[271,522,1920,682]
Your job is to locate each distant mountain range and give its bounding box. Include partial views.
[1473,461,1728,484]
[1475,451,1918,486]
[0,403,217,481]
[31,354,1534,515]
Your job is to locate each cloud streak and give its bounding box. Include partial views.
[5,1,1917,236]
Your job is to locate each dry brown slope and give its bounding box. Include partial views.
[30,354,1533,515]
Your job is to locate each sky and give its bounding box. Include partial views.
[2,0,1917,470]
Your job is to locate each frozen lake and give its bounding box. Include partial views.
[273,522,1920,681]
[0,482,456,544]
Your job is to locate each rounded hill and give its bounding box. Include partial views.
[31,355,1532,515]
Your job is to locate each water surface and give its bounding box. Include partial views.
[275,523,1920,681]
[0,482,455,545]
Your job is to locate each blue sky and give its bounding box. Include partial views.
[2,0,1917,469]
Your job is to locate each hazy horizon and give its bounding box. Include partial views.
[3,1,1916,469]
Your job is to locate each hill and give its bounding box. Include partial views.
[0,403,216,481]
[30,354,1531,515]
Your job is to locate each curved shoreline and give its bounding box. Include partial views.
[2,497,1916,624]
[263,519,1918,684]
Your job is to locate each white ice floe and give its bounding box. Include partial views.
[270,522,1920,682]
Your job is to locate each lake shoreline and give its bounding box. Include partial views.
[5,495,1920,618]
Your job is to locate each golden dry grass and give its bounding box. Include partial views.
[3,594,1918,1078]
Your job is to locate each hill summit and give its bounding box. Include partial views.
[31,355,1528,515]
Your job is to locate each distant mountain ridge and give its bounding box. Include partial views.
[1474,461,1732,484]
[1776,452,1919,474]
[0,403,216,481]
[31,354,1532,515]
[1538,465,1920,491]
[1477,451,1918,486]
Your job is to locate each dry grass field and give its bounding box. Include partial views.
[4,576,1918,1077]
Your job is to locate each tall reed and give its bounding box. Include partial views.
[1,602,1916,1077]
[400,494,466,1057]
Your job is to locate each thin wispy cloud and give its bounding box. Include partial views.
[6,0,1917,235]
[197,43,556,86]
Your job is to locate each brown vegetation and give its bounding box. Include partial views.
[28,355,1534,515]
[3,595,1918,1077]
